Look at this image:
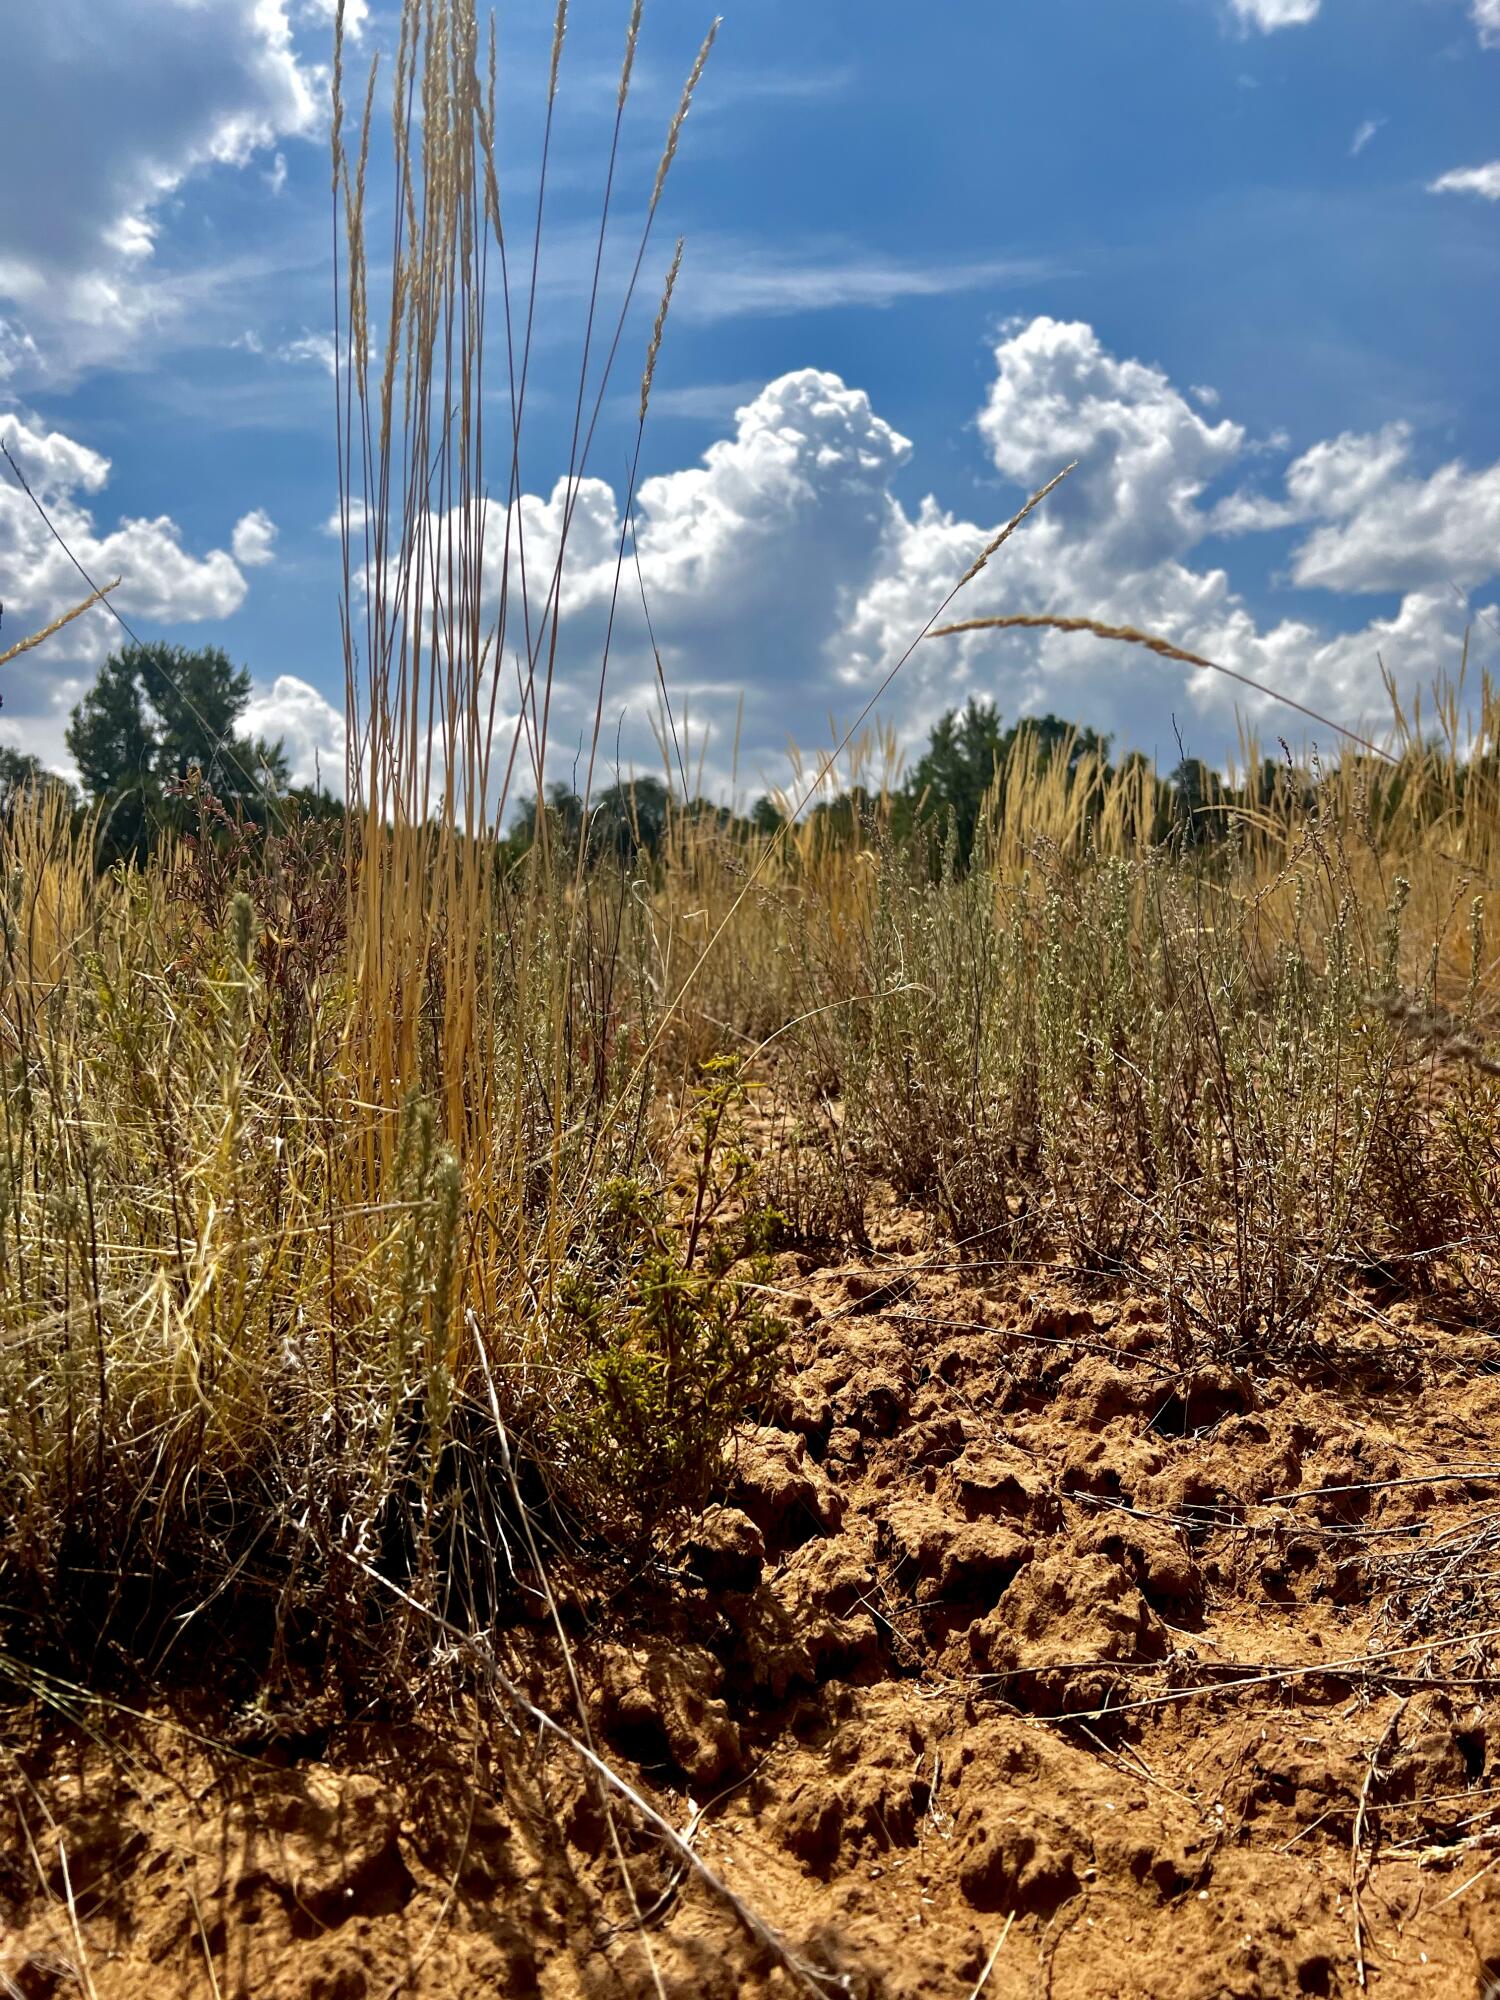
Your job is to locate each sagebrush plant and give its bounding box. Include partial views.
[760,1101,870,1254]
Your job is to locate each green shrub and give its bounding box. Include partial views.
[545,1062,787,1543]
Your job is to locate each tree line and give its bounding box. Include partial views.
[4,644,1378,868]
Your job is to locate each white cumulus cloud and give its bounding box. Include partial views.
[1230,0,1321,30]
[975,315,1244,570]
[1213,423,1500,593]
[442,317,1499,797]
[1287,438,1500,594]
[22,315,1495,806]
[0,412,252,766]
[1429,162,1500,202]
[0,0,322,382]
[232,508,279,567]
[242,674,345,789]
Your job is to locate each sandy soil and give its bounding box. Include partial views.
[7,1203,1500,1999]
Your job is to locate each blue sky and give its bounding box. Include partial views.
[2,0,1497,804]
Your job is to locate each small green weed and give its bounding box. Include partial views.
[548,1060,787,1543]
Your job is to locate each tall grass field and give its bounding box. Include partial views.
[3,5,1500,1996]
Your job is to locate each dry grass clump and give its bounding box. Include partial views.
[763,696,1500,1355]
[0,781,793,1684]
[0,0,775,1693]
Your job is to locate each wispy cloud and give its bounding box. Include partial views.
[698,64,855,108]
[1349,118,1383,158]
[0,318,42,382]
[278,330,336,373]
[672,247,1064,324]
[1230,0,1320,31]
[1428,161,1500,201]
[642,380,770,422]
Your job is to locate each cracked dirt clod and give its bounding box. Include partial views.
[683,1505,766,1592]
[968,1548,1170,1714]
[880,1499,1031,1611]
[237,1769,415,1930]
[598,1642,743,1789]
[723,1425,844,1550]
[955,1805,1081,1915]
[1076,1509,1205,1623]
[946,1442,1063,1530]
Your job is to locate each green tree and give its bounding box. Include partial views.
[901,699,1111,862]
[504,781,587,865]
[750,794,785,838]
[65,643,288,861]
[506,776,684,868]
[587,776,671,862]
[899,699,1004,858]
[1168,756,1225,848]
[65,652,158,860]
[0,747,77,820]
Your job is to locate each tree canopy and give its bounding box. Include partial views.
[0,747,76,820]
[896,698,1111,860]
[65,643,289,860]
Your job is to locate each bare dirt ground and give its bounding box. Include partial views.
[7,1198,1500,1999]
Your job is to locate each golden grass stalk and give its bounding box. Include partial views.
[640,237,683,424]
[650,18,719,215]
[328,0,731,1352]
[0,581,121,670]
[956,463,1075,587]
[547,0,569,105]
[619,0,644,108]
[931,609,1397,764]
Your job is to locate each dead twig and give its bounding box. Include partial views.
[1351,1698,1408,1988]
[967,1910,1015,1997]
[352,1559,847,1998]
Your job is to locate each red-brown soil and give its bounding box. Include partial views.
[7,1205,1500,1999]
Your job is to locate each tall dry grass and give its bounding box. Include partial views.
[5,675,1500,1684]
[0,0,749,1686]
[4,0,1500,1702]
